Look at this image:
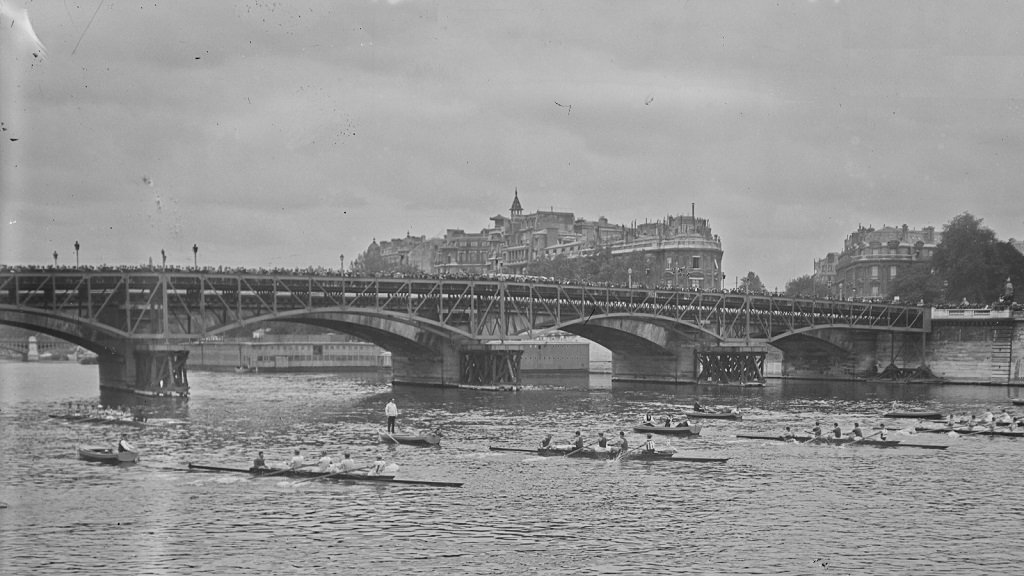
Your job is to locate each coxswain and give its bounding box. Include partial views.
[251,451,269,472]
[289,449,305,470]
[849,422,864,440]
[117,434,134,453]
[317,451,333,472]
[832,423,842,439]
[782,426,795,440]
[370,455,387,476]
[595,432,609,452]
[693,402,704,413]
[641,412,654,424]
[643,433,657,453]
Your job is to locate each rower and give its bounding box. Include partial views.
[693,402,704,413]
[289,449,305,470]
[337,453,357,473]
[876,424,888,441]
[641,412,654,424]
[616,431,629,453]
[540,434,554,449]
[663,417,673,427]
[251,451,269,472]
[782,426,794,439]
[117,434,134,453]
[595,432,609,452]
[317,451,333,472]
[831,423,842,439]
[980,409,995,425]
[571,431,584,450]
[997,410,1014,425]
[811,421,823,438]
[643,433,657,453]
[849,422,864,440]
[370,455,387,476]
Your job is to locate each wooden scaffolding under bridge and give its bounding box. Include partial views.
[460,349,522,386]
[133,349,190,397]
[696,346,767,384]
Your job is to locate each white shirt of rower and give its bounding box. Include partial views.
[370,459,386,475]
[317,455,333,472]
[290,454,305,469]
[339,458,357,472]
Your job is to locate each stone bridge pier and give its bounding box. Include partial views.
[97,343,190,398]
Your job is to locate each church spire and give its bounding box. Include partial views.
[510,187,523,218]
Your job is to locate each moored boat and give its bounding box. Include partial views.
[632,423,702,437]
[77,446,140,463]
[186,463,462,487]
[686,411,742,420]
[377,430,441,446]
[50,414,146,428]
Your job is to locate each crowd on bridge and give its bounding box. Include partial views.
[3,263,1017,310]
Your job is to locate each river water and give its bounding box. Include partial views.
[1,361,1022,575]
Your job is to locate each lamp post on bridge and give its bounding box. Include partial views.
[161,249,166,270]
[192,244,198,270]
[339,254,344,274]
[627,268,632,289]
[74,241,80,268]
[52,251,58,268]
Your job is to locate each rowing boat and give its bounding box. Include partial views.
[686,411,742,420]
[735,434,947,449]
[50,414,146,427]
[737,433,805,441]
[186,463,463,487]
[801,437,901,448]
[377,430,441,446]
[883,411,944,420]
[78,446,140,463]
[632,423,702,437]
[487,446,728,463]
[914,426,1024,438]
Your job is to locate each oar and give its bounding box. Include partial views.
[263,463,316,477]
[564,439,600,458]
[380,429,400,444]
[614,444,643,461]
[290,465,374,486]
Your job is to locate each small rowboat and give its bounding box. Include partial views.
[883,411,944,420]
[487,446,728,463]
[632,423,702,437]
[78,447,140,463]
[686,411,742,420]
[377,430,441,446]
[186,463,463,487]
[1012,399,1024,406]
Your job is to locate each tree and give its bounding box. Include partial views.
[785,274,829,298]
[932,213,1011,304]
[739,271,764,293]
[887,262,944,305]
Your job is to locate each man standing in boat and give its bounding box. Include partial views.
[385,398,399,433]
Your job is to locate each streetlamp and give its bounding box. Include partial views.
[339,254,345,274]
[161,249,166,269]
[52,250,58,267]
[192,244,198,269]
[627,267,632,289]
[74,241,80,267]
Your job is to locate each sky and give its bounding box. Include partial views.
[2,0,1023,291]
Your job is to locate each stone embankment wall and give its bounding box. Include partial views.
[916,313,1023,384]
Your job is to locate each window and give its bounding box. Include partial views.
[691,256,701,269]
[890,265,897,279]
[871,266,878,279]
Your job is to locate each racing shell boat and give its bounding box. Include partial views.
[186,463,463,487]
[488,446,728,463]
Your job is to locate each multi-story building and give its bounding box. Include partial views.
[834,224,940,300]
[813,253,839,293]
[357,190,725,290]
